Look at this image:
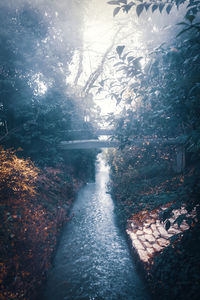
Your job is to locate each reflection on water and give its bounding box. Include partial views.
[40,152,150,300]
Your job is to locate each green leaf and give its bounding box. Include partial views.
[120,88,126,96]
[96,87,103,94]
[116,45,125,57]
[121,4,132,13]
[113,62,125,67]
[187,1,200,8]
[159,3,165,13]
[161,208,173,222]
[99,80,105,87]
[176,0,186,7]
[136,4,144,16]
[144,3,151,11]
[185,14,196,23]
[117,66,127,72]
[113,6,121,16]
[175,214,186,227]
[165,220,171,231]
[121,51,132,60]
[152,4,158,13]
[133,56,142,63]
[107,1,120,5]
[176,26,192,37]
[166,4,172,14]
[128,1,136,7]
[177,22,189,26]
[127,56,135,62]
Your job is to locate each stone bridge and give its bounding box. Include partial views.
[62,129,115,136]
[59,137,186,173]
[59,139,118,149]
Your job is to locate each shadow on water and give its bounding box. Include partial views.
[37,152,151,300]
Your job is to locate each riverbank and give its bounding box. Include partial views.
[0,148,93,300]
[107,146,200,300]
[125,206,200,299]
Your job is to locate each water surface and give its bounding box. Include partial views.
[40,153,150,300]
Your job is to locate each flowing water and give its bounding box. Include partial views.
[39,152,150,300]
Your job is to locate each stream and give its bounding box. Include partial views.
[39,152,150,300]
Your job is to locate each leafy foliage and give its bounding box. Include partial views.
[0,2,97,166]
[0,147,39,199]
[149,223,200,299]
[0,144,96,299]
[0,2,98,299]
[107,0,200,17]
[106,4,200,289]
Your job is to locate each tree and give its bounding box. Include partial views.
[0,0,97,166]
[105,0,200,230]
[107,0,200,18]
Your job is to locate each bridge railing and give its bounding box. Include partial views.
[61,129,115,136]
[59,137,186,173]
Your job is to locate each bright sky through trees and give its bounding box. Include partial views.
[67,0,187,117]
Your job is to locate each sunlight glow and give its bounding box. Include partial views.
[31,73,47,96]
[66,0,188,119]
[80,0,143,116]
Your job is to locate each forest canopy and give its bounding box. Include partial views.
[0,0,97,166]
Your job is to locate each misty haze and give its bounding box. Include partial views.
[0,1,200,300]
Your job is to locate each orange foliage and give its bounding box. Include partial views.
[0,147,39,198]
[0,147,82,299]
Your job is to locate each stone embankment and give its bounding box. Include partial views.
[126,204,197,264]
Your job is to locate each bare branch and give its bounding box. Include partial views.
[82,28,122,96]
[74,50,84,86]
